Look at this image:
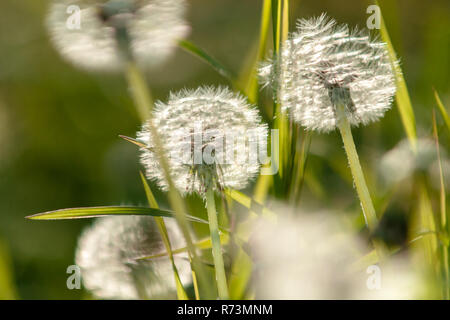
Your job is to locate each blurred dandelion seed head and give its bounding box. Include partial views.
[75,216,190,299]
[379,138,444,186]
[250,206,426,299]
[47,0,190,71]
[137,86,268,196]
[259,13,397,132]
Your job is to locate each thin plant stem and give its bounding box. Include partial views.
[432,110,449,299]
[335,103,385,259]
[124,60,214,299]
[206,187,229,299]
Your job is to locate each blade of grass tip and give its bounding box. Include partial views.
[239,0,271,103]
[26,206,185,220]
[434,89,450,133]
[377,1,417,151]
[125,61,215,299]
[432,111,449,299]
[178,40,236,85]
[290,130,311,205]
[119,135,147,148]
[140,172,189,300]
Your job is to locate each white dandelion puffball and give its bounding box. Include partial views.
[259,13,397,132]
[75,216,191,299]
[138,86,268,195]
[379,138,442,186]
[47,0,190,71]
[250,208,426,299]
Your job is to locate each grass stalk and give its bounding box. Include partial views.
[124,60,213,299]
[206,187,229,299]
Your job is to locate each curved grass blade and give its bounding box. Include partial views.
[119,135,147,148]
[140,172,189,300]
[238,0,271,103]
[136,233,230,261]
[179,40,236,84]
[377,1,417,151]
[434,89,450,132]
[26,206,208,224]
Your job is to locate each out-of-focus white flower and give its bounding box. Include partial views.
[47,0,190,71]
[137,86,268,196]
[75,216,191,299]
[250,208,426,299]
[259,13,396,132]
[379,138,442,186]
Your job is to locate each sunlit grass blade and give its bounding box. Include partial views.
[0,240,18,299]
[238,0,271,103]
[432,111,449,299]
[225,189,276,220]
[26,206,208,224]
[140,172,189,300]
[179,40,236,84]
[136,233,230,261]
[119,135,147,148]
[228,247,253,300]
[434,89,450,132]
[377,1,417,151]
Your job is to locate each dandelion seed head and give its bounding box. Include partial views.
[75,216,191,299]
[250,204,426,299]
[137,86,268,196]
[47,0,190,71]
[259,13,397,132]
[379,138,442,186]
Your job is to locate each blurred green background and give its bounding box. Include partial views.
[0,0,449,299]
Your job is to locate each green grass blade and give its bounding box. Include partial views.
[179,40,236,84]
[225,189,276,220]
[432,111,449,299]
[434,89,450,132]
[377,1,417,151]
[0,240,18,299]
[140,172,189,300]
[238,0,271,103]
[26,206,208,224]
[136,234,230,261]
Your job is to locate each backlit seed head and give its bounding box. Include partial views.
[137,86,268,196]
[75,216,190,299]
[47,0,190,71]
[259,13,397,132]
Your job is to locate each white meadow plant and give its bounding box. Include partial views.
[76,216,191,299]
[260,14,397,254]
[47,0,190,71]
[138,86,269,299]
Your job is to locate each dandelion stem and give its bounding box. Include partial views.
[206,187,229,299]
[125,61,214,298]
[335,103,385,258]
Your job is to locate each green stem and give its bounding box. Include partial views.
[125,61,214,299]
[206,187,229,299]
[335,103,385,259]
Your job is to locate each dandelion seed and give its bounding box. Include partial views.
[47,0,190,71]
[75,216,191,299]
[137,86,268,196]
[260,13,396,132]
